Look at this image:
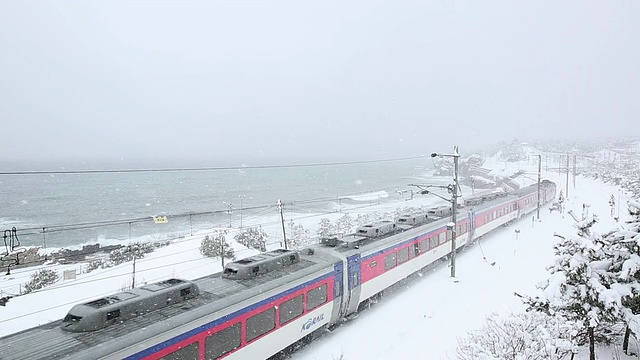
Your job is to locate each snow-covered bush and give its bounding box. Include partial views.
[109,242,154,266]
[456,312,578,360]
[200,232,235,260]
[23,269,60,294]
[234,227,267,252]
[85,258,111,273]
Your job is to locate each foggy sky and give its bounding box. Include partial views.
[1,1,639,164]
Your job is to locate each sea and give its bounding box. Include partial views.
[0,158,438,249]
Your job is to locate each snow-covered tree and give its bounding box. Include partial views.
[234,227,267,252]
[522,217,624,360]
[456,312,578,360]
[335,213,355,236]
[355,214,371,227]
[317,218,335,239]
[598,200,640,354]
[287,220,311,249]
[200,231,235,261]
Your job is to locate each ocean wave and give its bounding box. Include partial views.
[343,190,389,202]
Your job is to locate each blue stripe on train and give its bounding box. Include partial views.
[125,271,334,360]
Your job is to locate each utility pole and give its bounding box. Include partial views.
[239,195,246,229]
[227,204,234,228]
[573,154,577,189]
[277,199,288,249]
[451,148,459,278]
[430,146,460,278]
[537,154,541,220]
[220,233,225,268]
[566,155,570,199]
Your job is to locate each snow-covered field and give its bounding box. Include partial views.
[1,155,637,359]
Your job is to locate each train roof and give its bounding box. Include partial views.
[0,250,338,360]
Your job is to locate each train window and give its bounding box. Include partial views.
[160,342,199,360]
[180,288,191,297]
[308,284,328,310]
[420,239,429,252]
[384,253,397,271]
[280,295,304,325]
[334,280,341,298]
[429,237,438,249]
[205,323,241,359]
[247,307,276,342]
[397,247,409,264]
[413,243,420,257]
[439,233,446,245]
[106,309,120,321]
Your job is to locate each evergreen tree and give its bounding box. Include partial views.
[599,200,640,354]
[522,217,624,360]
[317,218,335,239]
[335,213,355,236]
[288,221,311,249]
[200,231,235,261]
[234,227,267,252]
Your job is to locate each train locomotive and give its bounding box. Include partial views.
[0,180,556,360]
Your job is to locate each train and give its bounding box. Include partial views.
[0,180,556,360]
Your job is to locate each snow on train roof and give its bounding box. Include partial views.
[0,253,334,360]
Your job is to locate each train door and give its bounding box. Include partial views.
[345,254,362,316]
[333,261,345,321]
[467,210,475,243]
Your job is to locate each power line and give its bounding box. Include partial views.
[0,155,429,176]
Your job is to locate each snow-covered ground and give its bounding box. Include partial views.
[1,155,637,359]
[292,168,637,359]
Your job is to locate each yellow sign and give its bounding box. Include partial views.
[153,216,168,224]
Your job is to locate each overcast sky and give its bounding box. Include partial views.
[1,1,638,164]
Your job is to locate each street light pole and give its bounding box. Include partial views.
[431,146,460,278]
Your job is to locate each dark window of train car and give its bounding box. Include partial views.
[180,288,191,297]
[106,309,120,321]
[205,323,241,359]
[384,253,397,270]
[160,342,199,360]
[397,247,409,264]
[280,295,304,325]
[247,307,276,342]
[413,243,420,257]
[308,284,328,310]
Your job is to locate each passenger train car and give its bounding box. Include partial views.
[0,180,556,360]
